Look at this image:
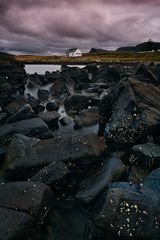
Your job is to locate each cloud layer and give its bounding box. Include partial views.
[0,0,160,54]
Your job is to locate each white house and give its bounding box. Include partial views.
[66,48,82,57]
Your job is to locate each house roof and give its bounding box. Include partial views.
[66,48,81,53]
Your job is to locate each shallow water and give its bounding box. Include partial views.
[25,64,85,74]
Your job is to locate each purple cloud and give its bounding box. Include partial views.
[0,0,160,54]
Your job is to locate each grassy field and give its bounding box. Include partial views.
[15,51,160,64]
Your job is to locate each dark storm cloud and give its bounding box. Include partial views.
[0,0,160,54]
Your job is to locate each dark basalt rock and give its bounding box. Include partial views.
[154,63,160,81]
[37,89,50,101]
[76,154,124,204]
[31,161,69,187]
[0,118,54,142]
[95,67,120,86]
[49,75,75,99]
[62,66,89,84]
[95,168,160,239]
[130,142,160,170]
[133,62,159,84]
[74,106,100,129]
[0,207,34,240]
[99,78,160,146]
[6,104,34,123]
[3,98,28,115]
[0,52,26,106]
[64,94,97,113]
[0,112,8,124]
[0,181,53,240]
[39,111,60,130]
[46,101,59,112]
[32,104,45,114]
[59,116,73,126]
[3,133,106,181]
[84,63,98,77]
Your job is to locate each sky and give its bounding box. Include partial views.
[0,0,160,55]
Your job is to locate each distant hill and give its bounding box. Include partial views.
[117,40,160,52]
[88,48,108,54]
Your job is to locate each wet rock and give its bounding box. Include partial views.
[0,181,53,218]
[0,118,54,142]
[27,81,36,89]
[64,94,97,112]
[134,62,159,84]
[46,101,59,112]
[32,104,45,114]
[0,112,8,124]
[95,168,160,239]
[39,111,60,130]
[128,166,148,184]
[12,118,54,139]
[130,142,160,170]
[84,63,98,77]
[0,207,34,240]
[6,104,34,123]
[3,98,28,115]
[59,116,73,126]
[0,181,53,240]
[96,67,120,86]
[0,52,26,106]
[49,75,74,99]
[31,161,69,187]
[0,124,15,145]
[3,133,106,181]
[37,89,50,101]
[74,106,100,129]
[62,66,89,84]
[154,63,160,81]
[76,154,124,204]
[99,78,160,146]
[27,73,48,86]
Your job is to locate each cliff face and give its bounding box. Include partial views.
[0,52,26,95]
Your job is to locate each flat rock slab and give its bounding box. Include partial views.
[0,181,53,219]
[3,133,106,181]
[0,117,54,141]
[76,154,124,204]
[31,161,69,186]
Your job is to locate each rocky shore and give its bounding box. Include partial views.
[0,52,160,239]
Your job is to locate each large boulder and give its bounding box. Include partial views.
[133,62,159,84]
[0,181,53,240]
[74,106,100,129]
[6,104,34,123]
[31,161,69,187]
[3,133,106,181]
[95,67,120,86]
[0,52,26,106]
[62,66,89,84]
[130,142,160,170]
[76,154,125,204]
[37,89,50,101]
[0,207,34,240]
[64,94,98,113]
[0,118,54,141]
[39,111,60,130]
[99,78,160,146]
[49,74,75,99]
[95,168,160,239]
